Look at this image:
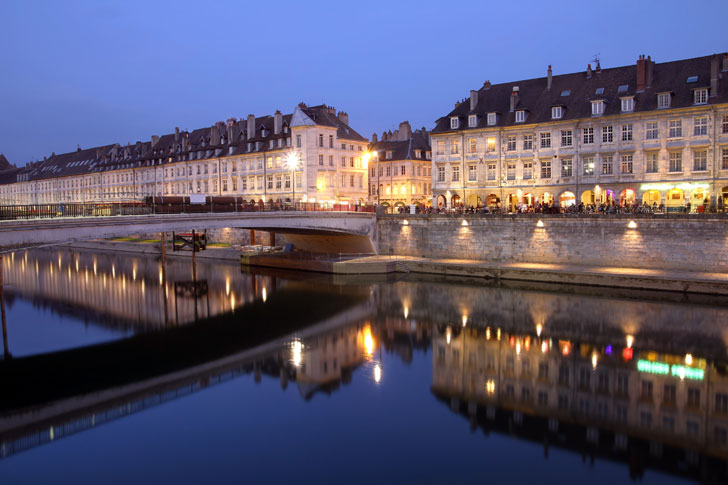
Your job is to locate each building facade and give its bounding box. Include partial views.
[368,122,432,210]
[431,53,728,211]
[0,104,369,207]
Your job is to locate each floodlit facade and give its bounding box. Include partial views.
[368,122,432,210]
[431,53,728,211]
[0,104,369,206]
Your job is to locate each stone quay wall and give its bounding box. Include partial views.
[375,214,728,273]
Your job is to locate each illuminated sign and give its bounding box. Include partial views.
[640,182,710,192]
[637,359,704,380]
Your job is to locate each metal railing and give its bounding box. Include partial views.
[0,198,376,221]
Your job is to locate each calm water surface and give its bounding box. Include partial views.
[0,247,727,484]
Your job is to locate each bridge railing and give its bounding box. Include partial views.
[0,199,376,221]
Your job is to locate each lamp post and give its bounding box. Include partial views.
[285,152,300,209]
[362,151,372,207]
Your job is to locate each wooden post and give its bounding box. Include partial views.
[250,229,256,246]
[269,231,276,247]
[0,255,9,359]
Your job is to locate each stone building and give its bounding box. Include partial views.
[368,122,432,210]
[0,104,369,207]
[431,53,728,211]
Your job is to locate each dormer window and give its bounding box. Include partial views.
[386,151,393,159]
[450,117,459,129]
[621,97,634,112]
[657,92,671,108]
[515,110,526,123]
[551,106,563,119]
[694,88,708,105]
[591,100,605,116]
[469,114,478,127]
[415,149,422,158]
[487,113,497,126]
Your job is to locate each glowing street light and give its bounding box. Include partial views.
[285,152,300,207]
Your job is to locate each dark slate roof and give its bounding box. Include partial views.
[369,130,431,161]
[433,53,728,133]
[1,103,364,186]
[0,154,10,171]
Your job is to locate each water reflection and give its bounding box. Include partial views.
[1,250,728,482]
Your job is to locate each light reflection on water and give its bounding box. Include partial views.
[0,248,727,483]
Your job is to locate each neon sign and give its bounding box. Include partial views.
[637,359,704,380]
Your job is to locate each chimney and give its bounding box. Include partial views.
[397,121,412,141]
[175,127,180,142]
[723,54,728,73]
[210,124,221,146]
[596,60,601,74]
[636,55,646,92]
[482,80,491,90]
[470,90,478,111]
[337,111,349,126]
[586,63,592,79]
[77,144,82,152]
[711,54,719,98]
[646,56,654,87]
[371,133,378,143]
[247,114,255,140]
[274,110,283,135]
[382,132,388,141]
[510,86,519,112]
[151,135,160,147]
[547,65,552,91]
[226,118,236,143]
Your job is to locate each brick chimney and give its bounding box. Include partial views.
[371,133,378,143]
[482,80,491,90]
[723,53,728,72]
[646,56,653,87]
[175,127,180,142]
[711,54,719,98]
[586,63,592,79]
[547,65,552,91]
[273,110,283,135]
[397,121,412,141]
[510,86,519,112]
[247,114,255,140]
[470,90,478,110]
[151,135,160,148]
[636,55,646,92]
[226,118,236,143]
[337,111,349,126]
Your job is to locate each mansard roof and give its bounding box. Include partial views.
[301,105,367,142]
[369,129,431,161]
[433,53,728,133]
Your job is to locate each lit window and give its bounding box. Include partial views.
[469,114,478,127]
[450,117,459,129]
[602,156,613,175]
[621,97,634,112]
[486,137,496,152]
[583,156,594,175]
[561,158,572,177]
[694,88,708,105]
[551,106,562,119]
[657,92,671,108]
[591,100,604,115]
[515,110,526,123]
[621,155,633,174]
[451,140,459,155]
[468,138,477,153]
[386,151,392,159]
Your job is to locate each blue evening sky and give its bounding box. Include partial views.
[0,0,726,165]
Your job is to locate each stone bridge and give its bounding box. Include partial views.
[0,212,378,253]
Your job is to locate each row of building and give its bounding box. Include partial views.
[1,52,727,210]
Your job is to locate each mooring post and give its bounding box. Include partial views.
[269,231,276,247]
[250,229,256,246]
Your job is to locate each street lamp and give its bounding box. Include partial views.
[285,152,300,209]
[362,151,372,206]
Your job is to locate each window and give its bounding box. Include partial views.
[318,134,324,147]
[583,156,595,175]
[486,137,496,152]
[451,140,459,155]
[275,176,282,189]
[487,163,496,180]
[622,124,633,141]
[716,393,728,414]
[694,88,708,105]
[540,132,551,148]
[646,153,658,173]
[468,164,477,181]
[506,135,516,151]
[616,374,629,395]
[523,135,533,150]
[436,140,445,155]
[551,106,562,119]
[515,110,526,123]
[350,175,355,187]
[487,113,497,126]
[267,176,273,189]
[558,366,569,385]
[621,155,633,174]
[723,148,728,170]
[506,163,516,180]
[646,121,659,140]
[583,127,594,144]
[319,154,323,166]
[641,380,654,399]
[541,160,551,178]
[469,114,478,127]
[694,150,707,171]
[723,115,728,134]
[658,92,671,108]
[386,151,393,159]
[329,135,334,148]
[450,117,459,129]
[523,161,533,180]
[468,138,477,153]
[602,155,613,174]
[688,388,701,407]
[694,117,708,136]
[669,152,682,172]
[591,100,604,115]
[341,156,346,167]
[329,155,334,166]
[561,158,572,177]
[621,97,634,112]
[602,125,613,143]
[452,166,460,182]
[437,166,445,182]
[561,130,572,147]
[296,135,301,148]
[669,119,682,137]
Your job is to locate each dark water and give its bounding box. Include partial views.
[1,248,727,484]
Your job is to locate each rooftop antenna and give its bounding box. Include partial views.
[593,53,601,70]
